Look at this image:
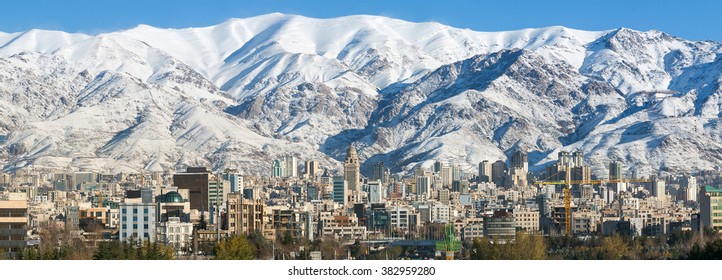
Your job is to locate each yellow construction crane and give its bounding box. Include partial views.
[534,169,650,235]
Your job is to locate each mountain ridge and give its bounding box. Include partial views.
[1,13,721,178]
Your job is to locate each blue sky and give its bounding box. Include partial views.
[2,0,720,41]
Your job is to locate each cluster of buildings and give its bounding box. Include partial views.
[1,147,722,259]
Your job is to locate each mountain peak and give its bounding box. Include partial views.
[1,14,722,176]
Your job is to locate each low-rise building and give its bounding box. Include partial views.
[156,217,193,252]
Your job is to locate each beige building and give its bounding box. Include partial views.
[572,210,600,234]
[344,145,361,200]
[320,213,366,240]
[0,196,28,258]
[226,192,266,236]
[513,208,540,233]
[461,217,484,241]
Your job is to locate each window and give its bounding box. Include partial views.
[133,224,138,229]
[144,224,149,230]
[144,216,148,222]
[133,217,138,222]
[133,208,138,214]
[122,209,127,214]
[122,217,127,222]
[122,225,127,230]
[144,208,149,214]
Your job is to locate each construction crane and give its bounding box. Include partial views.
[534,169,650,236]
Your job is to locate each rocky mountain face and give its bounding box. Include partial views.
[1,13,721,177]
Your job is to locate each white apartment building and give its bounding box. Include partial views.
[119,203,157,242]
[156,217,193,251]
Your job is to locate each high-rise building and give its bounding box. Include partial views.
[652,178,666,200]
[438,189,451,205]
[208,180,230,211]
[304,161,319,178]
[558,151,571,167]
[570,166,591,185]
[572,151,584,168]
[344,145,361,195]
[511,151,528,171]
[415,175,431,199]
[119,203,157,242]
[451,165,461,181]
[373,162,385,182]
[440,166,452,187]
[478,160,492,182]
[367,181,384,204]
[285,156,298,178]
[491,160,507,187]
[700,186,722,232]
[333,176,348,206]
[173,167,211,211]
[319,169,333,200]
[508,151,529,188]
[682,176,697,202]
[609,161,623,181]
[433,161,443,173]
[272,159,285,178]
[222,171,244,193]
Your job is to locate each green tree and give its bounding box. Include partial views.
[93,240,175,260]
[247,230,273,259]
[214,235,256,260]
[470,232,546,260]
[689,239,722,260]
[599,234,628,260]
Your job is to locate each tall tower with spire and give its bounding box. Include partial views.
[344,145,361,200]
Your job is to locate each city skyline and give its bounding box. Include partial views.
[2,5,722,262]
[1,140,720,260]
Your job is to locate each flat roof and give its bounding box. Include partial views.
[705,186,722,193]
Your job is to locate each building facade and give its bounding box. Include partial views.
[173,167,211,211]
[226,193,266,236]
[701,186,722,232]
[0,198,27,257]
[344,145,361,196]
[119,203,157,242]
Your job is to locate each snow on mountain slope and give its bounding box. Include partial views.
[333,49,625,174]
[117,14,609,90]
[0,29,91,56]
[581,28,722,95]
[2,58,339,174]
[2,14,722,177]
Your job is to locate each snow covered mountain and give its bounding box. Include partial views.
[1,13,721,177]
